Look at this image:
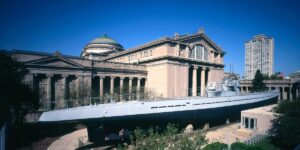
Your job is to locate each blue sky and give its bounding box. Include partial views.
[0,0,300,76]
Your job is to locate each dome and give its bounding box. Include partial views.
[89,34,123,48]
[81,34,124,60]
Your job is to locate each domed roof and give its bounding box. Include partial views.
[81,34,124,60]
[89,34,123,47]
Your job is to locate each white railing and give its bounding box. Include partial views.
[40,89,277,111]
[243,130,269,145]
[41,93,152,111]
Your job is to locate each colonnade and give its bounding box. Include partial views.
[191,66,210,97]
[33,73,147,109]
[240,85,300,101]
[99,76,147,101]
[43,74,83,103]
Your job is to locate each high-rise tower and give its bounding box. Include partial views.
[245,35,274,79]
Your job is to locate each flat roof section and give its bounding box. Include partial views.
[242,104,277,115]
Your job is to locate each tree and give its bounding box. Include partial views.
[270,100,300,149]
[251,70,267,92]
[262,74,270,80]
[264,73,284,80]
[0,52,38,125]
[130,123,207,150]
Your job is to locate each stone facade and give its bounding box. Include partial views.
[241,104,276,134]
[102,29,225,98]
[5,28,226,109]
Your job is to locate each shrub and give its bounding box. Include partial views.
[131,123,207,150]
[203,142,227,150]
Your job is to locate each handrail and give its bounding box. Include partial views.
[40,90,278,111]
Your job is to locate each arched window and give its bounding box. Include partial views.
[189,45,209,61]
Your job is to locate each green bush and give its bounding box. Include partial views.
[231,142,248,149]
[203,142,227,150]
[131,123,207,150]
[231,142,265,150]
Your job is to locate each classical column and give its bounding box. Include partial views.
[62,75,68,100]
[201,67,206,96]
[276,86,281,100]
[120,77,124,101]
[25,74,34,89]
[76,75,83,99]
[279,87,282,100]
[137,78,141,100]
[289,86,292,101]
[296,87,299,99]
[192,66,198,96]
[46,74,53,109]
[283,87,287,100]
[79,75,92,100]
[129,77,133,101]
[99,76,104,102]
[207,68,211,85]
[297,87,300,98]
[144,78,148,93]
[246,86,249,93]
[110,76,115,96]
[33,74,38,95]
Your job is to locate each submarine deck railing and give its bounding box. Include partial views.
[39,89,277,111]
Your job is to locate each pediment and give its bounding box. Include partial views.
[25,56,84,68]
[176,34,224,53]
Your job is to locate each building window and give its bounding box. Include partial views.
[150,50,153,56]
[189,45,209,61]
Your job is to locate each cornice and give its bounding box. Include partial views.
[101,32,226,61]
[137,55,225,68]
[101,37,172,61]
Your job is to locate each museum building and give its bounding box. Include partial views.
[6,28,225,109]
